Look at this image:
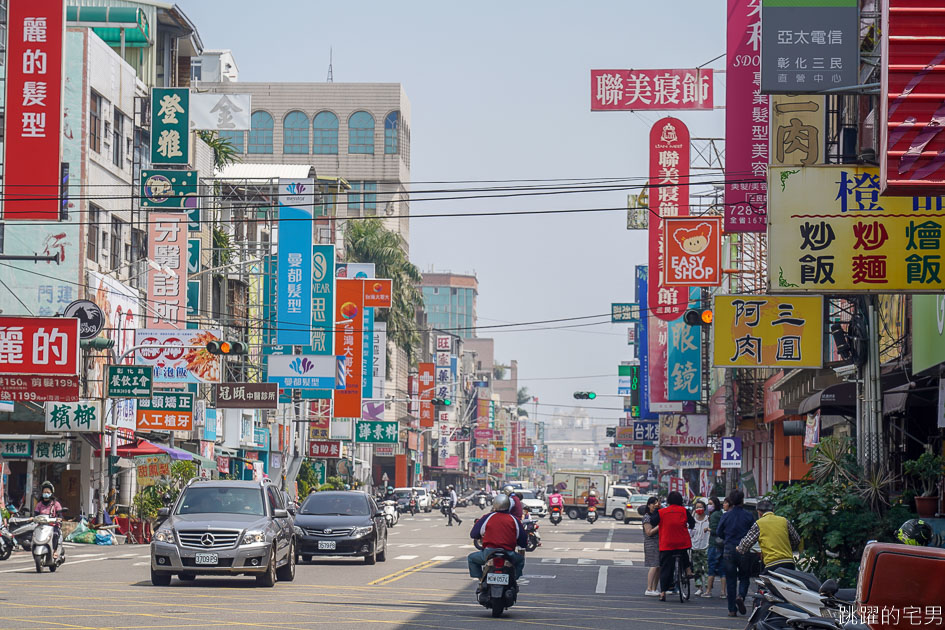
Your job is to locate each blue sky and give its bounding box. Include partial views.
[177,0,728,420]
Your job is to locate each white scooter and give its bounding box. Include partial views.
[381,500,399,528]
[31,514,65,573]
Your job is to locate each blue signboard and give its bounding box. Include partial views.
[721,437,743,468]
[362,307,374,398]
[276,179,314,345]
[632,420,659,443]
[635,265,657,419]
[311,244,334,354]
[203,408,217,441]
[667,288,703,401]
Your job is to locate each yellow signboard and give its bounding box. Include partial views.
[713,295,823,368]
[769,165,945,292]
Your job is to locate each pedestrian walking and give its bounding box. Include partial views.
[690,499,710,596]
[716,490,755,617]
[704,496,727,598]
[736,498,799,573]
[446,484,463,526]
[641,496,661,596]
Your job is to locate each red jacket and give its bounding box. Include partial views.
[655,505,693,551]
[470,511,526,551]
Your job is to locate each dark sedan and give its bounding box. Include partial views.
[294,491,388,565]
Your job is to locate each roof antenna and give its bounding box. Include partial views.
[327,47,334,83]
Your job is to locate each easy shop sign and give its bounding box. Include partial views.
[663,217,722,286]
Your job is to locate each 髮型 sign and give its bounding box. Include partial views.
[45,400,102,432]
[215,383,278,409]
[713,295,823,368]
[140,170,198,209]
[107,365,153,399]
[151,88,189,165]
[760,0,859,94]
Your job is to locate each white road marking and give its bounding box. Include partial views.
[393,555,418,560]
[604,521,615,549]
[431,543,451,548]
[396,543,421,548]
[613,559,634,566]
[540,558,561,564]
[595,565,608,594]
[133,561,149,566]
[522,574,555,579]
[577,558,596,565]
[430,555,453,561]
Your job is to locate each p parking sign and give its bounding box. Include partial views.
[721,437,742,468]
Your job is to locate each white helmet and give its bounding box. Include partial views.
[589,490,597,497]
[502,485,515,495]
[492,494,511,512]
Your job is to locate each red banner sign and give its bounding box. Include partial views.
[881,2,945,195]
[0,374,78,402]
[590,69,713,111]
[648,117,690,322]
[0,317,79,375]
[663,217,722,286]
[334,279,363,417]
[362,279,392,308]
[308,440,341,458]
[418,362,434,428]
[3,0,64,220]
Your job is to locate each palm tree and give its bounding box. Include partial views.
[344,218,423,361]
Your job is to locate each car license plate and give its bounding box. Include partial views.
[194,553,218,565]
[318,540,336,551]
[486,573,509,585]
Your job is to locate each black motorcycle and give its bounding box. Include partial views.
[549,505,562,525]
[408,497,418,515]
[523,519,540,552]
[477,548,519,618]
[0,522,14,560]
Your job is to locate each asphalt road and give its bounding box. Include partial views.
[0,507,745,629]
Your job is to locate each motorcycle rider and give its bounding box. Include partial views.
[735,498,800,572]
[548,488,564,512]
[467,494,527,585]
[34,481,63,558]
[585,490,600,514]
[446,485,463,526]
[503,485,524,521]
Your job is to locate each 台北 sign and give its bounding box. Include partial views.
[266,355,336,390]
[278,179,315,345]
[151,88,189,165]
[760,0,859,93]
[611,303,640,322]
[308,440,341,458]
[106,365,153,399]
[648,117,690,322]
[45,401,102,432]
[0,317,79,375]
[591,69,713,111]
[355,420,398,443]
[713,295,824,368]
[663,217,722,286]
[633,421,659,443]
[135,328,222,383]
[215,383,278,409]
[2,0,65,221]
[147,215,186,328]
[140,170,198,209]
[659,413,708,447]
[136,392,195,431]
[189,93,251,130]
[768,166,945,292]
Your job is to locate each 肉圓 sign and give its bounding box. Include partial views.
[760,0,859,94]
[769,166,945,292]
[0,317,80,375]
[591,69,713,111]
[136,392,195,431]
[215,383,278,409]
[106,365,153,398]
[713,295,823,368]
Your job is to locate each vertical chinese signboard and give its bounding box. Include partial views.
[726,0,769,232]
[590,69,713,111]
[635,265,657,420]
[278,179,314,345]
[151,88,189,165]
[881,1,945,195]
[418,362,435,428]
[3,0,65,220]
[770,95,826,167]
[712,295,823,368]
[311,244,335,354]
[667,289,703,401]
[648,117,690,322]
[334,278,363,417]
[147,215,185,328]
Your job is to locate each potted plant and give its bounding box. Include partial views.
[903,452,945,518]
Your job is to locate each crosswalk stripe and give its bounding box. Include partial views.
[430,555,453,561]
[393,555,418,560]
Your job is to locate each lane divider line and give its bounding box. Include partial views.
[368,558,440,586]
[596,565,609,594]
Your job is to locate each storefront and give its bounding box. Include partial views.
[1,435,82,515]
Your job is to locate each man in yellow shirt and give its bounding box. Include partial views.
[735,499,799,571]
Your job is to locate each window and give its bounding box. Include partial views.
[218,130,244,153]
[348,181,361,212]
[248,111,273,154]
[191,59,202,82]
[87,205,100,262]
[110,217,123,270]
[112,109,124,167]
[363,182,377,214]
[283,110,309,154]
[612,487,629,499]
[384,111,399,154]
[348,111,375,154]
[313,111,338,154]
[89,92,102,153]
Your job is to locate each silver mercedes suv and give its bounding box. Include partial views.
[150,479,296,587]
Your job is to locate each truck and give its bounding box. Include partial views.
[551,470,608,519]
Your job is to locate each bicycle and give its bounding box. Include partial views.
[673,551,691,602]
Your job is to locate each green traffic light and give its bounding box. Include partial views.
[587,392,597,399]
[443,398,452,406]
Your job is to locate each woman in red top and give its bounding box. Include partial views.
[648,491,695,601]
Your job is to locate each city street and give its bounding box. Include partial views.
[0,507,743,630]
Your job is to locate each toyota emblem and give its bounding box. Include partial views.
[323,529,332,535]
[200,533,215,547]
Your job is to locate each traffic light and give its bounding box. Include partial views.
[610,441,626,448]
[684,308,713,326]
[432,397,452,406]
[206,340,248,355]
[573,392,597,400]
[81,337,115,350]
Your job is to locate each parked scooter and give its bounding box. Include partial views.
[31,514,65,573]
[381,500,399,528]
[549,505,562,526]
[7,506,36,552]
[0,522,14,560]
[476,547,520,618]
[747,566,856,629]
